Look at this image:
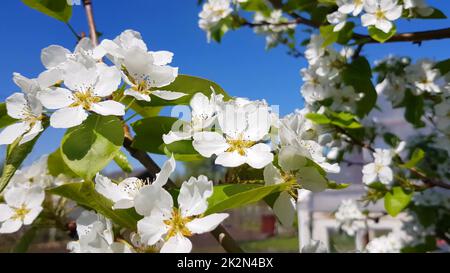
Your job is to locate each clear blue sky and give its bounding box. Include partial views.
[0,0,448,170]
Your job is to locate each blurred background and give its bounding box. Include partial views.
[0,0,449,252]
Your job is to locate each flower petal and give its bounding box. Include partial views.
[186,213,229,234]
[90,101,125,116]
[37,88,74,109]
[160,234,192,253]
[152,90,186,100]
[20,121,43,145]
[41,45,70,69]
[134,185,173,217]
[153,156,176,188]
[215,151,247,167]
[137,215,168,246]
[124,88,151,102]
[178,175,213,217]
[6,93,29,119]
[245,143,273,169]
[0,204,14,222]
[94,64,121,97]
[0,122,29,145]
[192,132,228,158]
[151,51,174,66]
[50,106,88,129]
[0,219,22,234]
[23,206,42,225]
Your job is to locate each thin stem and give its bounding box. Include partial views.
[82,0,98,46]
[66,23,81,41]
[244,13,450,44]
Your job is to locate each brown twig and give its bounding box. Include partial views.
[122,125,244,253]
[82,0,98,46]
[244,13,450,44]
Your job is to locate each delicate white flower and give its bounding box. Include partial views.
[376,75,407,106]
[0,92,44,145]
[96,30,183,102]
[163,92,223,144]
[361,0,403,33]
[305,35,326,66]
[0,186,44,233]
[300,68,332,104]
[8,155,53,189]
[193,99,274,169]
[337,0,365,16]
[198,0,233,41]
[327,11,347,32]
[405,59,441,95]
[67,211,134,253]
[38,60,124,128]
[95,156,176,209]
[135,175,228,253]
[330,85,362,112]
[365,232,404,253]
[335,199,366,236]
[279,112,340,173]
[253,10,296,48]
[362,148,394,186]
[404,0,434,17]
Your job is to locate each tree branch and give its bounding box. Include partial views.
[244,13,450,44]
[122,125,244,253]
[82,0,98,46]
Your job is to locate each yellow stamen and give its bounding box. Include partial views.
[164,208,193,240]
[12,205,30,221]
[226,135,255,156]
[70,90,101,110]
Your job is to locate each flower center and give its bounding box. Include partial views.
[12,205,30,221]
[375,9,385,19]
[71,90,101,110]
[226,137,255,156]
[164,208,192,240]
[121,65,152,95]
[282,172,300,198]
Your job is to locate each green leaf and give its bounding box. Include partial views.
[47,148,78,178]
[164,141,204,162]
[49,181,140,229]
[206,183,289,215]
[0,123,47,193]
[342,57,377,117]
[0,103,17,129]
[434,58,450,75]
[414,8,446,19]
[403,90,425,128]
[113,150,133,173]
[283,0,317,12]
[305,113,331,124]
[328,111,362,129]
[368,25,396,43]
[61,115,124,181]
[21,0,72,22]
[327,181,350,190]
[240,0,272,16]
[383,132,401,148]
[131,116,179,153]
[320,22,355,47]
[400,148,425,169]
[384,187,412,217]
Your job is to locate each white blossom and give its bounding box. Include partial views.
[361,0,403,33]
[67,211,134,253]
[0,186,44,233]
[192,98,274,169]
[163,92,223,144]
[95,156,176,209]
[404,0,434,17]
[365,232,404,253]
[335,199,366,236]
[38,60,125,128]
[362,148,394,186]
[96,30,183,102]
[337,0,365,16]
[326,11,347,32]
[135,175,228,253]
[198,0,233,41]
[405,59,441,95]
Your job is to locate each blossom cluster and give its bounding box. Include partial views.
[335,199,366,236]
[0,30,183,144]
[328,0,433,34]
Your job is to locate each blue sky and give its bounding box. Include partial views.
[0,0,448,171]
